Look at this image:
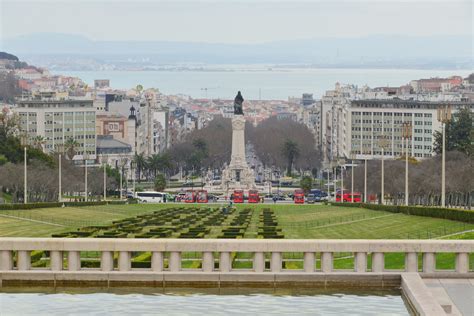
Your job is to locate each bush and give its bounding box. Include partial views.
[0,200,129,210]
[331,202,474,223]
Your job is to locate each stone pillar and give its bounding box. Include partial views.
[50,251,63,271]
[169,252,181,272]
[68,251,81,271]
[354,252,367,272]
[303,252,315,272]
[118,251,131,271]
[405,252,418,272]
[202,252,214,272]
[422,252,435,273]
[219,252,231,272]
[271,252,282,272]
[321,252,333,273]
[101,251,114,271]
[0,250,13,271]
[455,253,469,273]
[372,252,384,272]
[254,252,265,272]
[230,116,247,167]
[151,252,163,272]
[17,250,31,271]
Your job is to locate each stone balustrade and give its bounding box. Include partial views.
[0,238,473,274]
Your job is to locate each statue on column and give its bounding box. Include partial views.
[234,91,244,115]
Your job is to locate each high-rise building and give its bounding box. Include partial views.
[14,96,96,159]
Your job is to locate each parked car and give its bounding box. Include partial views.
[306,193,316,204]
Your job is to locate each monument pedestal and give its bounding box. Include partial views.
[221,115,256,192]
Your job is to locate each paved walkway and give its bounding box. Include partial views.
[424,278,474,315]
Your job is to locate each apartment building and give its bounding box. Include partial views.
[14,96,96,160]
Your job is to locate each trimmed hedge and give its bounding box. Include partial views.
[331,202,474,223]
[0,200,132,211]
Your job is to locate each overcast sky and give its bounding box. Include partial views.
[1,0,472,43]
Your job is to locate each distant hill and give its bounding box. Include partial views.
[1,33,473,68]
[0,52,19,61]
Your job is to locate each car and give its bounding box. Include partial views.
[306,194,316,204]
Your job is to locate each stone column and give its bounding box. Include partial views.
[0,250,13,271]
[169,252,181,272]
[219,252,231,272]
[321,252,333,273]
[202,252,214,272]
[303,252,315,272]
[405,252,418,272]
[101,251,114,271]
[68,251,81,271]
[151,252,163,272]
[17,251,31,271]
[354,252,367,272]
[422,252,435,273]
[254,252,265,272]
[118,251,131,271]
[271,252,282,272]
[50,251,63,271]
[372,252,384,272]
[455,253,469,274]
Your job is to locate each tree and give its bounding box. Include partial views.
[282,139,300,176]
[64,137,80,159]
[433,107,473,156]
[154,173,166,191]
[32,135,46,151]
[133,153,146,182]
[300,176,313,194]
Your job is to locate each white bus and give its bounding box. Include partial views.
[135,191,166,203]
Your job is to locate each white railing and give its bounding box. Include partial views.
[0,238,472,274]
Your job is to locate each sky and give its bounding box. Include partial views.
[0,0,472,44]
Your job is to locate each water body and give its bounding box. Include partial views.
[55,68,472,100]
[0,291,409,315]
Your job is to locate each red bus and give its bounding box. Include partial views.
[336,192,362,203]
[294,189,305,204]
[196,190,208,203]
[248,190,259,203]
[233,190,244,203]
[184,190,195,203]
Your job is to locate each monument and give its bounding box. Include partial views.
[221,91,256,191]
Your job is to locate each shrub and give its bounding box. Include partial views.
[0,200,128,211]
[331,202,474,223]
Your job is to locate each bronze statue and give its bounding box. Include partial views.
[234,91,244,115]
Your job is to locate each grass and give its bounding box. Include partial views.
[0,203,472,270]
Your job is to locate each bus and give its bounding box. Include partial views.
[336,192,362,203]
[184,190,195,203]
[233,190,244,203]
[294,189,305,204]
[196,190,208,203]
[136,191,165,203]
[248,190,259,203]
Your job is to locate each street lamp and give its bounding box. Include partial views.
[56,144,65,202]
[363,149,369,203]
[102,155,108,201]
[84,153,89,202]
[20,134,28,204]
[350,151,356,203]
[378,135,390,205]
[402,122,412,206]
[437,105,452,208]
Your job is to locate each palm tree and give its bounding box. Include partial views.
[32,135,46,151]
[64,137,80,160]
[147,154,162,179]
[282,139,299,177]
[133,153,146,183]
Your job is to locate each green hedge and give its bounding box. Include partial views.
[0,200,131,211]
[331,202,474,223]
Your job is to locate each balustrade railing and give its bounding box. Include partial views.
[0,238,472,274]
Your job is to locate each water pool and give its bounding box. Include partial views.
[0,289,409,316]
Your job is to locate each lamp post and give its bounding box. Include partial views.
[338,158,345,202]
[350,151,356,203]
[102,155,108,201]
[437,105,452,208]
[20,135,28,204]
[364,153,368,203]
[131,161,136,197]
[378,135,390,205]
[84,153,89,202]
[56,144,65,202]
[402,122,412,206]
